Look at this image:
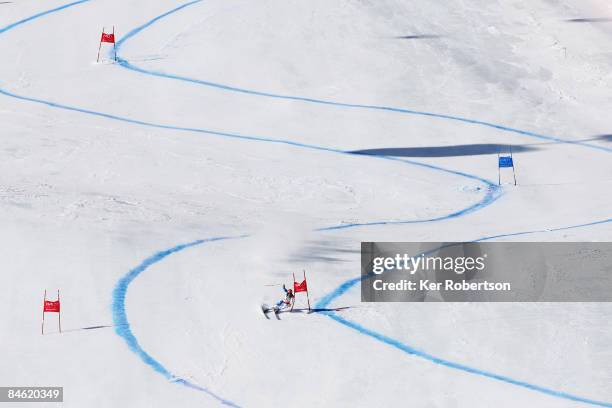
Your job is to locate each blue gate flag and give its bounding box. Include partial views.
[499,156,513,168]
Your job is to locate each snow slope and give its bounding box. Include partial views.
[1,0,611,407]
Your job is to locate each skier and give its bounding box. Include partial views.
[274,284,294,312]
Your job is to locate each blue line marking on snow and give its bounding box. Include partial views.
[474,217,612,242]
[316,218,612,408]
[110,216,612,408]
[114,61,612,152]
[2,1,611,407]
[115,0,202,49]
[111,236,244,407]
[112,1,612,154]
[0,0,91,35]
[0,78,503,230]
[322,313,611,407]
[0,86,501,226]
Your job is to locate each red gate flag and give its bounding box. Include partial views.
[291,271,311,311]
[42,290,62,334]
[101,32,115,43]
[97,27,117,62]
[44,300,60,313]
[294,279,308,293]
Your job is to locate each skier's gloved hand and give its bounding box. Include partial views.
[282,284,286,291]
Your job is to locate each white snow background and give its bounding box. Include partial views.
[1,0,611,407]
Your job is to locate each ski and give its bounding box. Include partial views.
[261,304,271,319]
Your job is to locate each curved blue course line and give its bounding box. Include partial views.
[0,87,500,226]
[315,217,612,408]
[111,236,244,408]
[109,217,612,408]
[0,0,91,35]
[113,0,612,154]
